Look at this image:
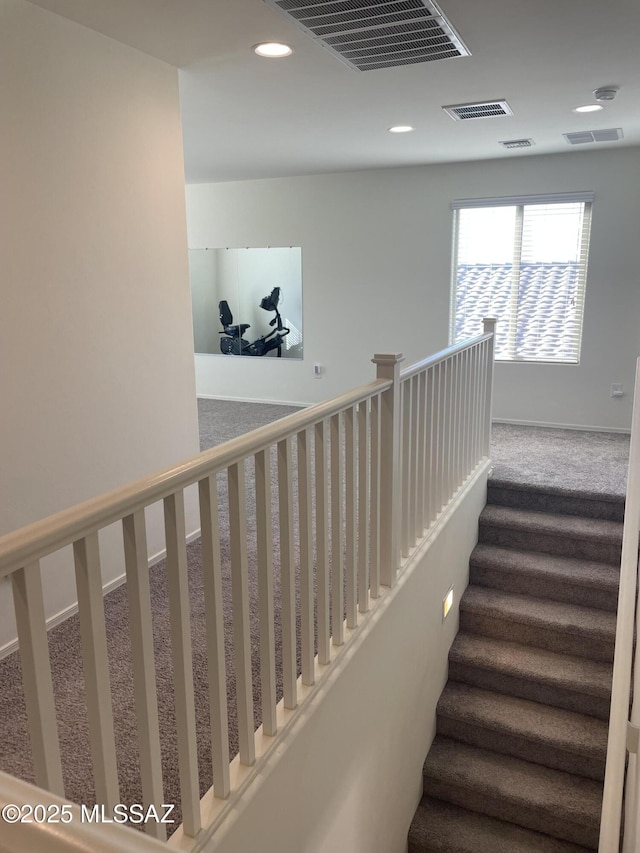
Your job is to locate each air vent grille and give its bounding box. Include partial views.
[263,0,470,71]
[500,138,534,149]
[443,100,513,121]
[324,17,444,44]
[563,128,624,145]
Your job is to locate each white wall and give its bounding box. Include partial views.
[196,466,488,853]
[0,0,200,649]
[187,147,640,428]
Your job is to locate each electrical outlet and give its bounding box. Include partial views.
[611,383,624,397]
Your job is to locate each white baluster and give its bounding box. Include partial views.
[434,361,444,514]
[482,338,490,461]
[462,347,471,475]
[369,394,381,598]
[401,379,411,558]
[456,355,462,488]
[164,491,201,837]
[424,367,435,528]
[73,534,119,812]
[470,344,479,470]
[314,420,331,664]
[450,355,458,487]
[464,348,471,476]
[410,375,420,545]
[11,562,64,797]
[198,475,230,798]
[373,353,403,587]
[469,345,478,467]
[278,439,298,708]
[330,413,344,645]
[298,429,315,685]
[455,350,464,483]
[255,451,277,736]
[345,405,358,629]
[228,462,256,765]
[473,341,482,464]
[358,400,370,613]
[483,318,497,456]
[122,511,165,841]
[416,371,427,536]
[459,351,467,483]
[443,358,453,504]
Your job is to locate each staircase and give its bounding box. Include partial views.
[408,477,624,852]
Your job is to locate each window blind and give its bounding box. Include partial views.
[450,195,593,363]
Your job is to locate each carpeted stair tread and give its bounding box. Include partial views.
[448,633,612,718]
[480,504,622,543]
[488,475,624,503]
[437,682,607,778]
[408,796,592,853]
[471,544,619,593]
[479,504,622,565]
[461,585,615,642]
[449,633,613,695]
[488,478,625,522]
[422,737,602,848]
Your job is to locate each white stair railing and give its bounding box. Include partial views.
[600,357,640,853]
[0,323,496,850]
[397,319,496,563]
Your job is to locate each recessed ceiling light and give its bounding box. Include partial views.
[388,125,415,133]
[573,104,604,113]
[254,42,293,58]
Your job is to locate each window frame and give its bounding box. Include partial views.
[449,192,594,365]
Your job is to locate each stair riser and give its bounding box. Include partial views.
[479,524,622,566]
[487,485,625,523]
[448,661,611,721]
[421,779,599,849]
[469,564,619,612]
[460,611,615,662]
[437,716,605,781]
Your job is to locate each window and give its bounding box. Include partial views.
[450,193,593,363]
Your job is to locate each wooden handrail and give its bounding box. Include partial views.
[399,333,490,381]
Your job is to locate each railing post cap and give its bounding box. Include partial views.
[483,317,497,332]
[371,353,405,366]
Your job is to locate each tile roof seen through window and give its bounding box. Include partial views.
[454,262,582,362]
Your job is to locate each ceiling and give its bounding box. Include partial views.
[27,0,640,183]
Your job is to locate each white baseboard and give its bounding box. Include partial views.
[197,394,309,408]
[0,528,202,661]
[493,417,631,434]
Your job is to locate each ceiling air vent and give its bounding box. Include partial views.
[499,138,534,149]
[443,100,513,121]
[262,0,470,71]
[563,128,624,145]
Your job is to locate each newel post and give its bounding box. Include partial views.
[372,353,404,588]
[482,318,497,457]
